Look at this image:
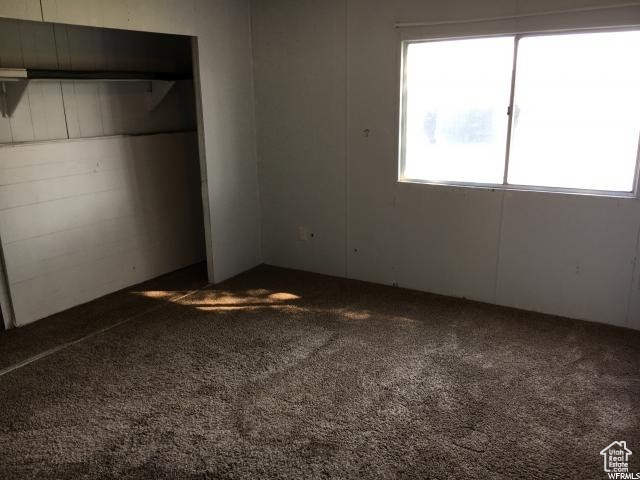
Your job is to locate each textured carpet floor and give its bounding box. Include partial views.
[0,264,638,479]
[0,263,209,372]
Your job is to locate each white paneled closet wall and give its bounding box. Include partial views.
[0,18,196,143]
[0,19,205,327]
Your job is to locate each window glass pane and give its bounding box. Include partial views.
[402,37,514,184]
[508,31,640,192]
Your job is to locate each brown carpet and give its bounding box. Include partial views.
[0,264,209,372]
[0,263,638,479]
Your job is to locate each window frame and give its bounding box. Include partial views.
[397,26,640,198]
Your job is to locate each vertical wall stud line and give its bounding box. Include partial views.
[59,82,69,139]
[25,85,35,142]
[624,130,640,326]
[17,21,36,141]
[625,213,640,327]
[64,26,82,137]
[344,0,350,278]
[248,0,264,265]
[51,25,70,139]
[493,190,507,304]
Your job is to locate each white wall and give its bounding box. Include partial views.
[39,0,199,36]
[0,1,263,307]
[0,15,205,328]
[252,0,347,277]
[0,18,196,144]
[193,1,262,283]
[252,0,640,330]
[0,132,205,326]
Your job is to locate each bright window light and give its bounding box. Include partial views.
[399,29,640,195]
[508,31,640,192]
[402,37,514,184]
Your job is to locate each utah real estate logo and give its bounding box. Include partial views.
[601,441,640,479]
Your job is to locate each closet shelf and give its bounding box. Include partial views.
[0,67,191,82]
[0,68,192,117]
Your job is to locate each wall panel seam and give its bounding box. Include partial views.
[625,217,640,325]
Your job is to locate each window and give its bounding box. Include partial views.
[399,30,640,195]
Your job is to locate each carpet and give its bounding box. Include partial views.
[0,264,638,479]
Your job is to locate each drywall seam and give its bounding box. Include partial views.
[625,214,640,326]
[50,25,70,139]
[247,0,263,265]
[344,0,350,278]
[493,191,507,303]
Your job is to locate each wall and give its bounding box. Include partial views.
[252,0,347,277]
[17,0,264,285]
[0,132,204,326]
[0,0,41,22]
[0,17,204,327]
[251,0,640,330]
[0,0,263,325]
[39,0,199,36]
[0,18,196,143]
[193,1,262,283]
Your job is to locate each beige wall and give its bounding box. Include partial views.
[0,0,41,21]
[252,0,640,330]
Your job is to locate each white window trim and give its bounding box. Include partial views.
[395,6,640,198]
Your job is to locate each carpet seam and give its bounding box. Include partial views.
[0,284,209,378]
